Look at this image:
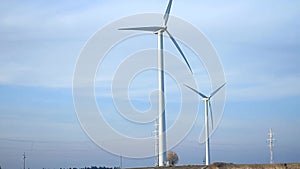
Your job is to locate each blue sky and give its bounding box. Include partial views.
[1,0,300,169]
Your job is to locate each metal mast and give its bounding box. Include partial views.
[23,152,26,169]
[267,128,275,164]
[119,154,123,169]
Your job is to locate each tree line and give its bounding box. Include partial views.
[57,166,120,169]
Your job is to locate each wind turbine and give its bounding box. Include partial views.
[185,83,226,165]
[119,0,192,166]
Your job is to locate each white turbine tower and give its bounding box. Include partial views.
[119,0,192,166]
[185,83,226,165]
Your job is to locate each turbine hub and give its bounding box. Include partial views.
[154,27,167,34]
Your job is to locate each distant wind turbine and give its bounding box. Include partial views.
[185,83,226,165]
[119,0,192,166]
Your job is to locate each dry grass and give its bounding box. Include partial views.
[130,163,300,169]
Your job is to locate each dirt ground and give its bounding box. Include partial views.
[130,162,300,169]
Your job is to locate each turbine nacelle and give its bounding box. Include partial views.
[202,98,209,101]
[154,27,167,34]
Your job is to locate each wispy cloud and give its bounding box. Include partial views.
[227,72,300,100]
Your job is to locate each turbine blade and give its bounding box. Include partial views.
[210,83,226,98]
[119,26,163,32]
[184,84,207,98]
[165,30,193,74]
[163,0,173,26]
[209,101,214,130]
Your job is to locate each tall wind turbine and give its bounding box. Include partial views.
[185,83,226,165]
[119,0,192,166]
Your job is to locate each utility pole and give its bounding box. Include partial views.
[23,152,26,169]
[120,154,122,169]
[267,128,275,164]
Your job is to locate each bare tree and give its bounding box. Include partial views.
[167,151,179,166]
